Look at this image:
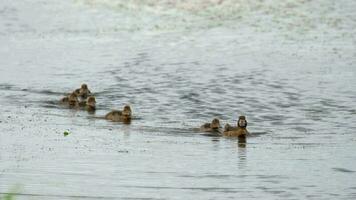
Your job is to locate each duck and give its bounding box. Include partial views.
[200,118,222,133]
[85,96,96,112]
[79,96,96,112]
[105,105,132,123]
[74,83,91,99]
[223,116,249,137]
[60,95,70,104]
[60,92,79,108]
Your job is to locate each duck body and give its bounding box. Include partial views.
[200,118,222,133]
[60,92,79,108]
[223,124,249,137]
[78,96,96,113]
[223,116,249,137]
[86,104,96,113]
[60,96,69,103]
[105,105,132,123]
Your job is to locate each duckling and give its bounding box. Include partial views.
[67,92,79,108]
[223,116,249,137]
[74,83,91,99]
[60,96,69,104]
[60,92,79,106]
[105,105,132,123]
[79,96,96,110]
[200,118,221,133]
[85,96,96,112]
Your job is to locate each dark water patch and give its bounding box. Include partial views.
[259,114,286,123]
[0,7,17,14]
[39,100,61,109]
[180,91,203,104]
[144,171,178,175]
[292,126,314,133]
[0,84,66,96]
[267,83,284,89]
[199,132,222,137]
[266,190,286,194]
[289,142,324,146]
[273,101,297,109]
[332,167,355,173]
[303,105,332,121]
[0,83,17,90]
[249,131,270,137]
[285,186,300,190]
[327,193,340,197]
[303,185,317,188]
[262,179,282,184]
[256,175,289,180]
[34,89,65,96]
[52,72,79,77]
[349,109,356,114]
[120,185,240,193]
[123,52,150,67]
[306,194,321,198]
[165,61,200,67]
[270,120,284,126]
[255,186,270,190]
[114,75,129,82]
[273,136,303,140]
[303,106,330,115]
[285,142,339,149]
[132,87,158,94]
[178,174,235,179]
[284,91,300,102]
[319,99,344,109]
[132,125,196,136]
[255,187,290,195]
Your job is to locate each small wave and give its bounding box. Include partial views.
[332,167,355,173]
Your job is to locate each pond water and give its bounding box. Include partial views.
[1,0,356,199]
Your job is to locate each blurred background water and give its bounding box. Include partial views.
[0,0,356,199]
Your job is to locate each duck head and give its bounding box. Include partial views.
[211,118,220,129]
[81,84,88,90]
[122,105,132,118]
[87,96,96,107]
[68,92,79,106]
[237,116,247,128]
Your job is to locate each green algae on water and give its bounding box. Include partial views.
[63,130,70,136]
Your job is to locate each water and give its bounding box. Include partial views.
[1,0,356,199]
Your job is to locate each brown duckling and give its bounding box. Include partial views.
[60,92,79,106]
[68,92,79,108]
[60,92,79,108]
[79,96,96,112]
[74,83,91,99]
[60,96,70,104]
[200,118,221,133]
[105,105,132,123]
[86,96,96,112]
[223,116,249,137]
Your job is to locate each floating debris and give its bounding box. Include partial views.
[63,130,70,136]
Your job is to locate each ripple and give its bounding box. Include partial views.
[332,167,355,173]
